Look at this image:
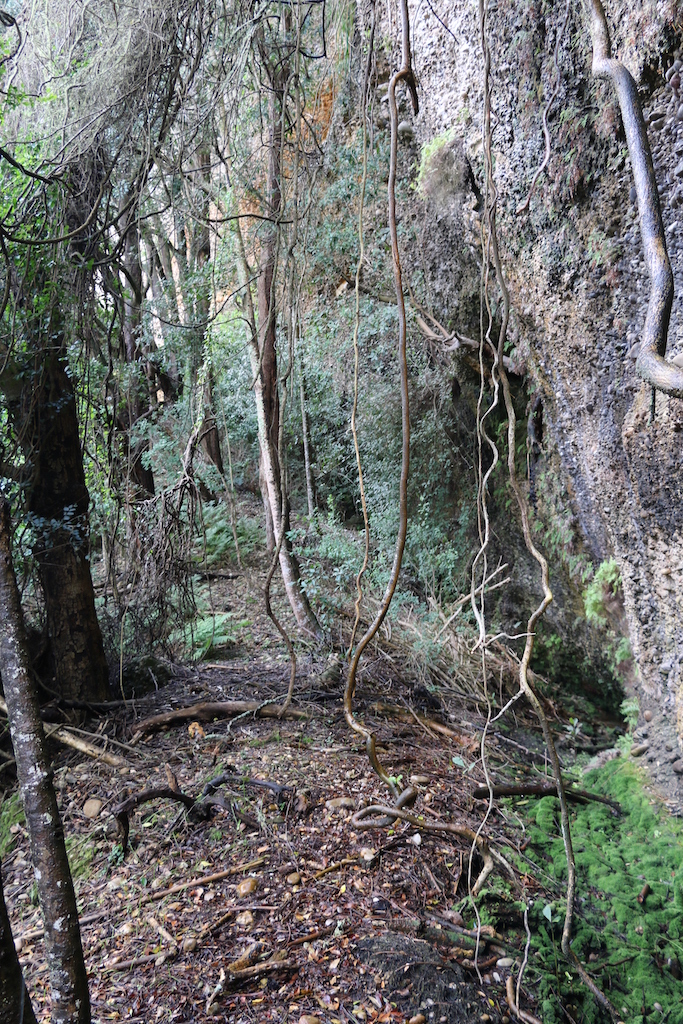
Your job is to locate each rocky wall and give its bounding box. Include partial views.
[363,0,683,775]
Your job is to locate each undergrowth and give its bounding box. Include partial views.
[516,760,683,1023]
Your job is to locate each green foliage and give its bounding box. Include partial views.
[175,611,237,662]
[584,558,621,627]
[619,695,640,733]
[198,503,262,567]
[519,760,683,1023]
[0,792,24,858]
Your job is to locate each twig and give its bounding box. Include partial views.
[138,857,267,905]
[312,857,357,879]
[288,926,333,946]
[226,957,293,981]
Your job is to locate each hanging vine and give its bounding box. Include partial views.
[477,0,618,1016]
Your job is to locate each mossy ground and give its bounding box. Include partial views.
[516,760,683,1022]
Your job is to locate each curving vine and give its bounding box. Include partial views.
[586,0,681,398]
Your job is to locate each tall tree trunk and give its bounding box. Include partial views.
[120,210,155,497]
[300,370,316,518]
[0,499,90,1024]
[194,151,225,481]
[0,859,38,1024]
[234,220,320,634]
[23,342,110,703]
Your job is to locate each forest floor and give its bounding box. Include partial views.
[3,511,683,1023]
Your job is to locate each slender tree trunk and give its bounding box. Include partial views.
[22,344,110,703]
[0,499,90,1024]
[260,454,275,552]
[193,151,225,481]
[120,210,155,497]
[300,371,316,518]
[0,859,38,1024]
[233,221,320,634]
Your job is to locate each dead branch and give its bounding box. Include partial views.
[0,695,124,767]
[138,858,267,905]
[471,783,621,812]
[132,699,308,736]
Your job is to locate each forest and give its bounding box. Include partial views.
[1,0,683,1022]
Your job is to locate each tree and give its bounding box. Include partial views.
[0,859,38,1024]
[0,498,90,1024]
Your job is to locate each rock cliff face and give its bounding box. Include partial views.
[362,0,683,779]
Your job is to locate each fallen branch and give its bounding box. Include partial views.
[227,957,293,982]
[351,802,501,896]
[471,783,621,813]
[112,786,200,852]
[132,700,308,736]
[0,696,125,767]
[138,857,266,905]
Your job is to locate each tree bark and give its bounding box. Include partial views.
[119,209,155,497]
[300,371,316,519]
[23,346,110,703]
[234,220,320,634]
[0,859,38,1024]
[0,498,90,1024]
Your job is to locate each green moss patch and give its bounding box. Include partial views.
[0,791,24,859]
[520,760,683,1023]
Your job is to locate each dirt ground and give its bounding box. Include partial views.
[3,649,581,1024]
[3,526,678,1024]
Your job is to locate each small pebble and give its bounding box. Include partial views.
[83,798,103,819]
[182,936,197,952]
[409,1016,426,1024]
[492,971,502,983]
[235,910,253,927]
[407,833,422,846]
[630,742,649,757]
[299,1017,322,1024]
[496,957,514,968]
[237,877,257,896]
[286,872,301,885]
[410,775,431,785]
[672,759,683,774]
[644,709,653,722]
